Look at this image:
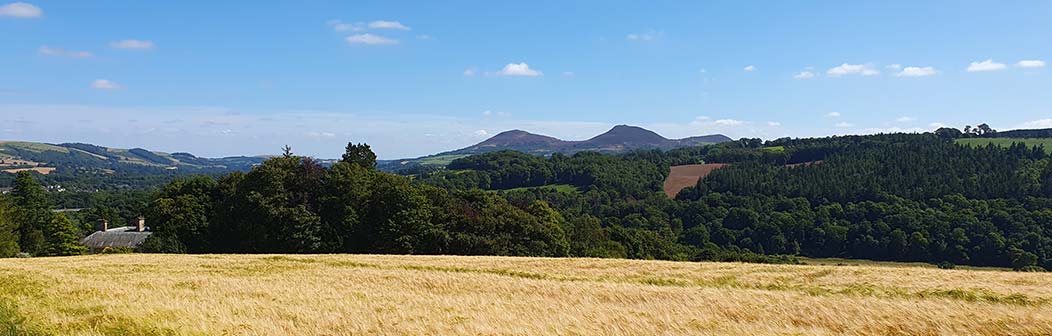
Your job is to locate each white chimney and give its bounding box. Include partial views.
[136,216,145,232]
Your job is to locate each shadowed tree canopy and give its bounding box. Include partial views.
[0,196,19,257]
[342,143,377,169]
[12,171,50,256]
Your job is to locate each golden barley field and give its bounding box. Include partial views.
[1,254,1051,335]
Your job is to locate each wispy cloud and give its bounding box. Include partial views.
[481,110,510,117]
[743,65,756,72]
[827,112,841,117]
[368,20,410,30]
[793,71,815,79]
[327,20,364,32]
[835,122,854,128]
[38,46,93,58]
[0,2,42,18]
[967,59,1006,72]
[110,39,155,50]
[495,62,542,77]
[714,119,744,126]
[346,33,398,45]
[626,30,661,41]
[827,63,879,77]
[90,79,122,90]
[895,66,937,77]
[1017,119,1052,129]
[1016,60,1046,68]
[896,116,915,122]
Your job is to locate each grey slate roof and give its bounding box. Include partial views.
[81,228,152,250]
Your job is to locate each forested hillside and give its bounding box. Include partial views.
[3,130,1051,271]
[412,131,1052,270]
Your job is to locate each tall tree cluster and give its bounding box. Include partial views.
[0,172,85,257]
[142,145,569,256]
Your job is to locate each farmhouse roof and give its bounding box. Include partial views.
[81,228,152,250]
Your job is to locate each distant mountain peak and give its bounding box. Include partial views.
[588,125,669,145]
[474,130,562,148]
[376,125,732,171]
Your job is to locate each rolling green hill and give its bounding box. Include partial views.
[0,141,266,173]
[0,141,268,189]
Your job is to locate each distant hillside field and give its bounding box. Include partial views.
[957,138,1052,153]
[1,254,1049,335]
[663,163,728,198]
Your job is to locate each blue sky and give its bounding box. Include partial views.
[2,1,1051,159]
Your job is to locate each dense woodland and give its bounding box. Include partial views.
[1,130,1051,271]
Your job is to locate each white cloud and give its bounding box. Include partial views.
[827,63,879,77]
[626,30,660,41]
[1017,119,1052,129]
[896,116,915,122]
[463,67,477,77]
[110,39,155,50]
[327,20,363,32]
[38,46,93,58]
[346,33,398,45]
[895,66,937,77]
[473,130,489,137]
[1016,60,1046,68]
[835,122,854,128]
[482,110,512,117]
[416,35,431,40]
[714,119,744,126]
[90,79,122,90]
[0,2,42,18]
[767,121,781,127]
[886,64,902,70]
[368,20,410,30]
[827,112,841,117]
[743,65,756,72]
[793,71,815,79]
[496,62,542,77]
[967,59,1006,72]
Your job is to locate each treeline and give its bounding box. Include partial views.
[418,150,669,195]
[140,145,569,256]
[140,145,788,263]
[993,128,1052,139]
